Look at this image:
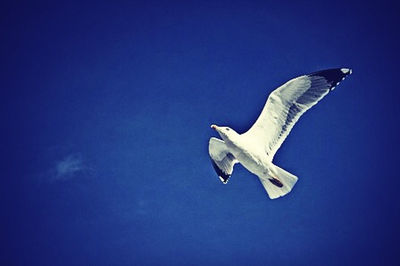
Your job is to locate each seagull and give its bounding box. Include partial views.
[208,68,352,199]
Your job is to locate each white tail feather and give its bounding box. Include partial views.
[259,164,298,199]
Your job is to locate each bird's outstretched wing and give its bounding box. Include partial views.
[243,68,352,159]
[208,137,237,184]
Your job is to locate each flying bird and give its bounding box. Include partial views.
[208,68,352,199]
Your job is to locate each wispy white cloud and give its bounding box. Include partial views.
[51,154,86,181]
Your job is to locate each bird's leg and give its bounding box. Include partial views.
[267,172,284,188]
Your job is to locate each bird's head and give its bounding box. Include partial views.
[210,124,239,142]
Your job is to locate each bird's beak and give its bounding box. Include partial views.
[211,124,218,130]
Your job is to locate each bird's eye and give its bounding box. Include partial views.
[225,128,230,131]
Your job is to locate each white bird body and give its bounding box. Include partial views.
[223,133,271,176]
[208,68,352,199]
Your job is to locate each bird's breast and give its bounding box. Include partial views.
[231,147,268,176]
[224,137,270,176]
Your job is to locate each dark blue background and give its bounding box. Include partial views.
[2,1,399,265]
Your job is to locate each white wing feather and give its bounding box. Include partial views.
[208,137,237,184]
[243,68,352,159]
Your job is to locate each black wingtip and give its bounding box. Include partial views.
[308,68,352,91]
[310,67,351,82]
[211,160,230,184]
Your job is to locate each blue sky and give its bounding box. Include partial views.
[1,1,399,265]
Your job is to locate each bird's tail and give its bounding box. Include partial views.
[258,164,298,199]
